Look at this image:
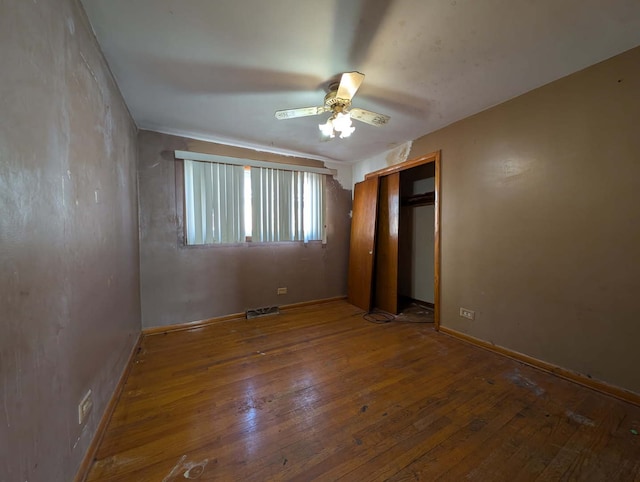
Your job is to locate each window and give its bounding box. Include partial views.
[184,159,325,245]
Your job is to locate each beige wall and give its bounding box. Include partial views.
[0,0,141,480]
[137,130,352,328]
[407,46,640,394]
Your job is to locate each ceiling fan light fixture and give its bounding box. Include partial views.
[333,112,355,138]
[319,119,335,138]
[319,111,355,139]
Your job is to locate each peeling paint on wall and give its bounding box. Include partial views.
[351,140,413,188]
[385,141,412,166]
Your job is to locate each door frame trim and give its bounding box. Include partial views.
[365,150,441,330]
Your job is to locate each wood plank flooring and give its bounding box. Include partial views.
[86,301,640,481]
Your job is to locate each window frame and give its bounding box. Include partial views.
[174,151,332,248]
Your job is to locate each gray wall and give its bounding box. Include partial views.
[138,130,352,328]
[409,46,640,394]
[0,1,140,480]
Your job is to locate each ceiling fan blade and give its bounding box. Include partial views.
[349,108,390,126]
[275,106,327,120]
[336,72,365,101]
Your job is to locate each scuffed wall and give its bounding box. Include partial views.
[394,47,639,394]
[137,131,352,328]
[0,0,140,480]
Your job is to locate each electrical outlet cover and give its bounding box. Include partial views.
[459,308,475,320]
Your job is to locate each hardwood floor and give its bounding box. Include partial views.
[86,301,640,481]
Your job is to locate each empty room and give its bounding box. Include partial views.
[2,0,640,481]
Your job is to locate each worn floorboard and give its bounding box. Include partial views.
[86,300,640,481]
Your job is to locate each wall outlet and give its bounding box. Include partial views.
[78,389,93,425]
[460,307,475,320]
[277,287,287,295]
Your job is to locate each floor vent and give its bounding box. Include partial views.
[246,305,280,319]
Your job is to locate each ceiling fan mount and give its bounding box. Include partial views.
[323,90,351,110]
[275,71,390,139]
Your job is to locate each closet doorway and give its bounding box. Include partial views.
[347,151,441,329]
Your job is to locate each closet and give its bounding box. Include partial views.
[347,152,441,327]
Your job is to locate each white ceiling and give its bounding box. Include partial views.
[81,0,640,163]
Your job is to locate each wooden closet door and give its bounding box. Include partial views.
[347,177,379,311]
[375,172,399,314]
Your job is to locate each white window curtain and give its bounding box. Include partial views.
[184,160,245,244]
[303,172,326,243]
[251,167,302,242]
[251,167,325,243]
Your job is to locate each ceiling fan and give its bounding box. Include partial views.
[274,72,390,139]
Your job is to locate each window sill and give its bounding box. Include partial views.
[181,240,326,249]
